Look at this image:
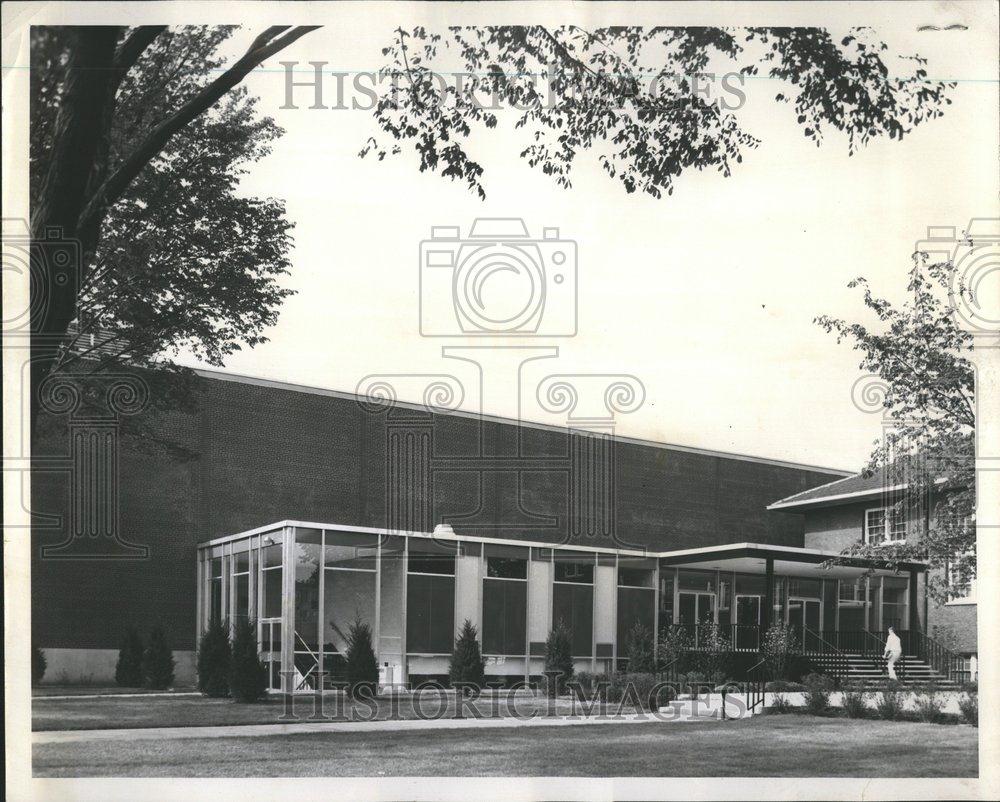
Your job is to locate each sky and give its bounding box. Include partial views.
[173,5,999,473]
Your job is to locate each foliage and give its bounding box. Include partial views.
[656,624,692,670]
[842,682,870,718]
[769,692,793,714]
[115,627,145,687]
[817,257,975,600]
[141,625,175,690]
[623,672,664,712]
[365,26,951,200]
[760,621,798,680]
[912,684,945,723]
[196,618,232,697]
[448,619,486,691]
[344,617,379,698]
[693,621,732,680]
[32,645,47,685]
[802,672,834,715]
[874,681,906,720]
[543,620,575,697]
[958,692,978,727]
[625,620,655,674]
[573,671,610,700]
[229,617,267,703]
[765,680,806,692]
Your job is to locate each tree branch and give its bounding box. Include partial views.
[75,25,320,240]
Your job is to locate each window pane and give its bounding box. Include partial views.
[325,530,378,571]
[553,557,594,584]
[263,568,282,618]
[294,541,321,651]
[617,586,655,654]
[235,551,250,573]
[234,573,250,625]
[788,577,822,598]
[324,568,376,658]
[618,567,653,588]
[263,543,282,569]
[408,553,456,575]
[483,578,527,655]
[677,569,716,592]
[210,577,223,623]
[552,583,593,656]
[406,573,455,653]
[211,556,223,579]
[487,557,527,579]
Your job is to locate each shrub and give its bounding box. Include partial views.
[32,645,47,685]
[229,618,267,702]
[656,625,691,672]
[769,692,793,714]
[765,680,806,692]
[344,617,379,699]
[874,681,906,720]
[760,621,798,680]
[574,671,611,700]
[543,620,574,697]
[841,682,870,719]
[958,692,978,727]
[913,683,945,723]
[605,674,625,704]
[142,625,175,690]
[196,618,232,697]
[625,672,664,711]
[625,621,655,674]
[115,627,144,687]
[695,621,732,680]
[802,672,834,715]
[449,619,486,691]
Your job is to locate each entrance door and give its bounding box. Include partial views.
[788,598,821,651]
[678,592,715,647]
[735,595,761,650]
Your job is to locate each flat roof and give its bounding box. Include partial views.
[194,367,853,477]
[197,520,926,572]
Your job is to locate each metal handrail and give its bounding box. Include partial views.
[803,627,849,684]
[745,658,768,714]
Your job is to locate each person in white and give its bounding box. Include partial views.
[883,626,903,681]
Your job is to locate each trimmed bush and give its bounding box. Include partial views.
[229,618,267,703]
[32,645,47,685]
[913,684,944,723]
[115,627,144,687]
[543,620,574,697]
[625,621,655,674]
[802,672,834,715]
[345,617,379,698]
[142,625,175,690]
[958,692,978,727]
[874,681,906,720]
[573,671,610,700]
[196,618,232,697]
[449,619,486,691]
[842,682,870,719]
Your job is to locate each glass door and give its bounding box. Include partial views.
[678,591,715,648]
[788,598,821,651]
[734,595,761,650]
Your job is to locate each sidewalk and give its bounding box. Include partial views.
[33,710,675,744]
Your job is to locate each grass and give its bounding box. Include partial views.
[33,692,587,731]
[32,715,978,778]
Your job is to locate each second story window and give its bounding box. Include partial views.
[864,506,907,545]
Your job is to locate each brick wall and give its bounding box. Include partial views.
[31,372,842,652]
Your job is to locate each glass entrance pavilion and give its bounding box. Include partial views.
[196,520,926,692]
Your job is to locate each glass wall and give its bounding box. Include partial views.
[552,551,594,657]
[323,530,377,687]
[482,545,528,656]
[616,558,655,662]
[406,540,456,655]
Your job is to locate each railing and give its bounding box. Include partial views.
[745,658,768,714]
[903,629,967,685]
[802,628,849,684]
[665,623,761,651]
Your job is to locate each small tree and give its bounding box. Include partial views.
[32,645,47,685]
[626,621,655,674]
[697,621,733,682]
[196,618,232,697]
[142,625,175,690]
[760,621,797,681]
[449,619,486,691]
[344,617,378,699]
[656,624,692,672]
[115,627,144,687]
[229,618,267,703]
[544,619,575,697]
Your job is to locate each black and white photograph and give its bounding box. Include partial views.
[2,1,998,799]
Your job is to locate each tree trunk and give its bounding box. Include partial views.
[30,26,121,426]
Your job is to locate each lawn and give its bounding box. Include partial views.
[33,715,978,778]
[32,691,585,731]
